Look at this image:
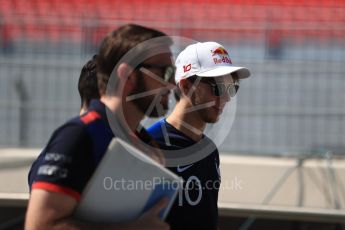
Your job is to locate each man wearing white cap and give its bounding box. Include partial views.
[147,41,250,230]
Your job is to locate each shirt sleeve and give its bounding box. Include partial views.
[29,122,94,201]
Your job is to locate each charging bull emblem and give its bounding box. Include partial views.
[211,47,232,64]
[212,47,229,56]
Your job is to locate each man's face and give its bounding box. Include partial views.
[191,75,236,123]
[131,52,175,117]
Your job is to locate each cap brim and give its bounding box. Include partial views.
[197,66,251,79]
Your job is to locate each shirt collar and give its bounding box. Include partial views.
[88,99,107,120]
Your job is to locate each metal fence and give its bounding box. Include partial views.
[0,0,344,156]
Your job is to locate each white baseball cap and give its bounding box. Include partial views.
[175,41,251,83]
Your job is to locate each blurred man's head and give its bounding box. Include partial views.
[97,24,174,117]
[174,41,251,123]
[78,55,99,114]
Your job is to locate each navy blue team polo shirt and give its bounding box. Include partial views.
[147,119,221,230]
[28,99,157,200]
[28,99,114,200]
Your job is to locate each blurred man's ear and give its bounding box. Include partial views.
[179,79,192,96]
[117,63,136,95]
[178,79,197,105]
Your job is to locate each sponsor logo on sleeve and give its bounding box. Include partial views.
[38,165,68,178]
[44,153,72,163]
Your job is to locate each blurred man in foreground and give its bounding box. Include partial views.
[26,24,174,230]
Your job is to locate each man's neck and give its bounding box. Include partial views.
[100,96,144,134]
[166,100,206,142]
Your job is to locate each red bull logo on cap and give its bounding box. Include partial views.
[211,47,232,64]
[212,47,229,56]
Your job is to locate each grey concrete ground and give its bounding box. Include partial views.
[1,149,345,229]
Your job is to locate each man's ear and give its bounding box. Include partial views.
[179,79,195,104]
[117,63,136,92]
[179,79,192,96]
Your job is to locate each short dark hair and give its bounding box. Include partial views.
[78,55,100,108]
[97,24,171,95]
